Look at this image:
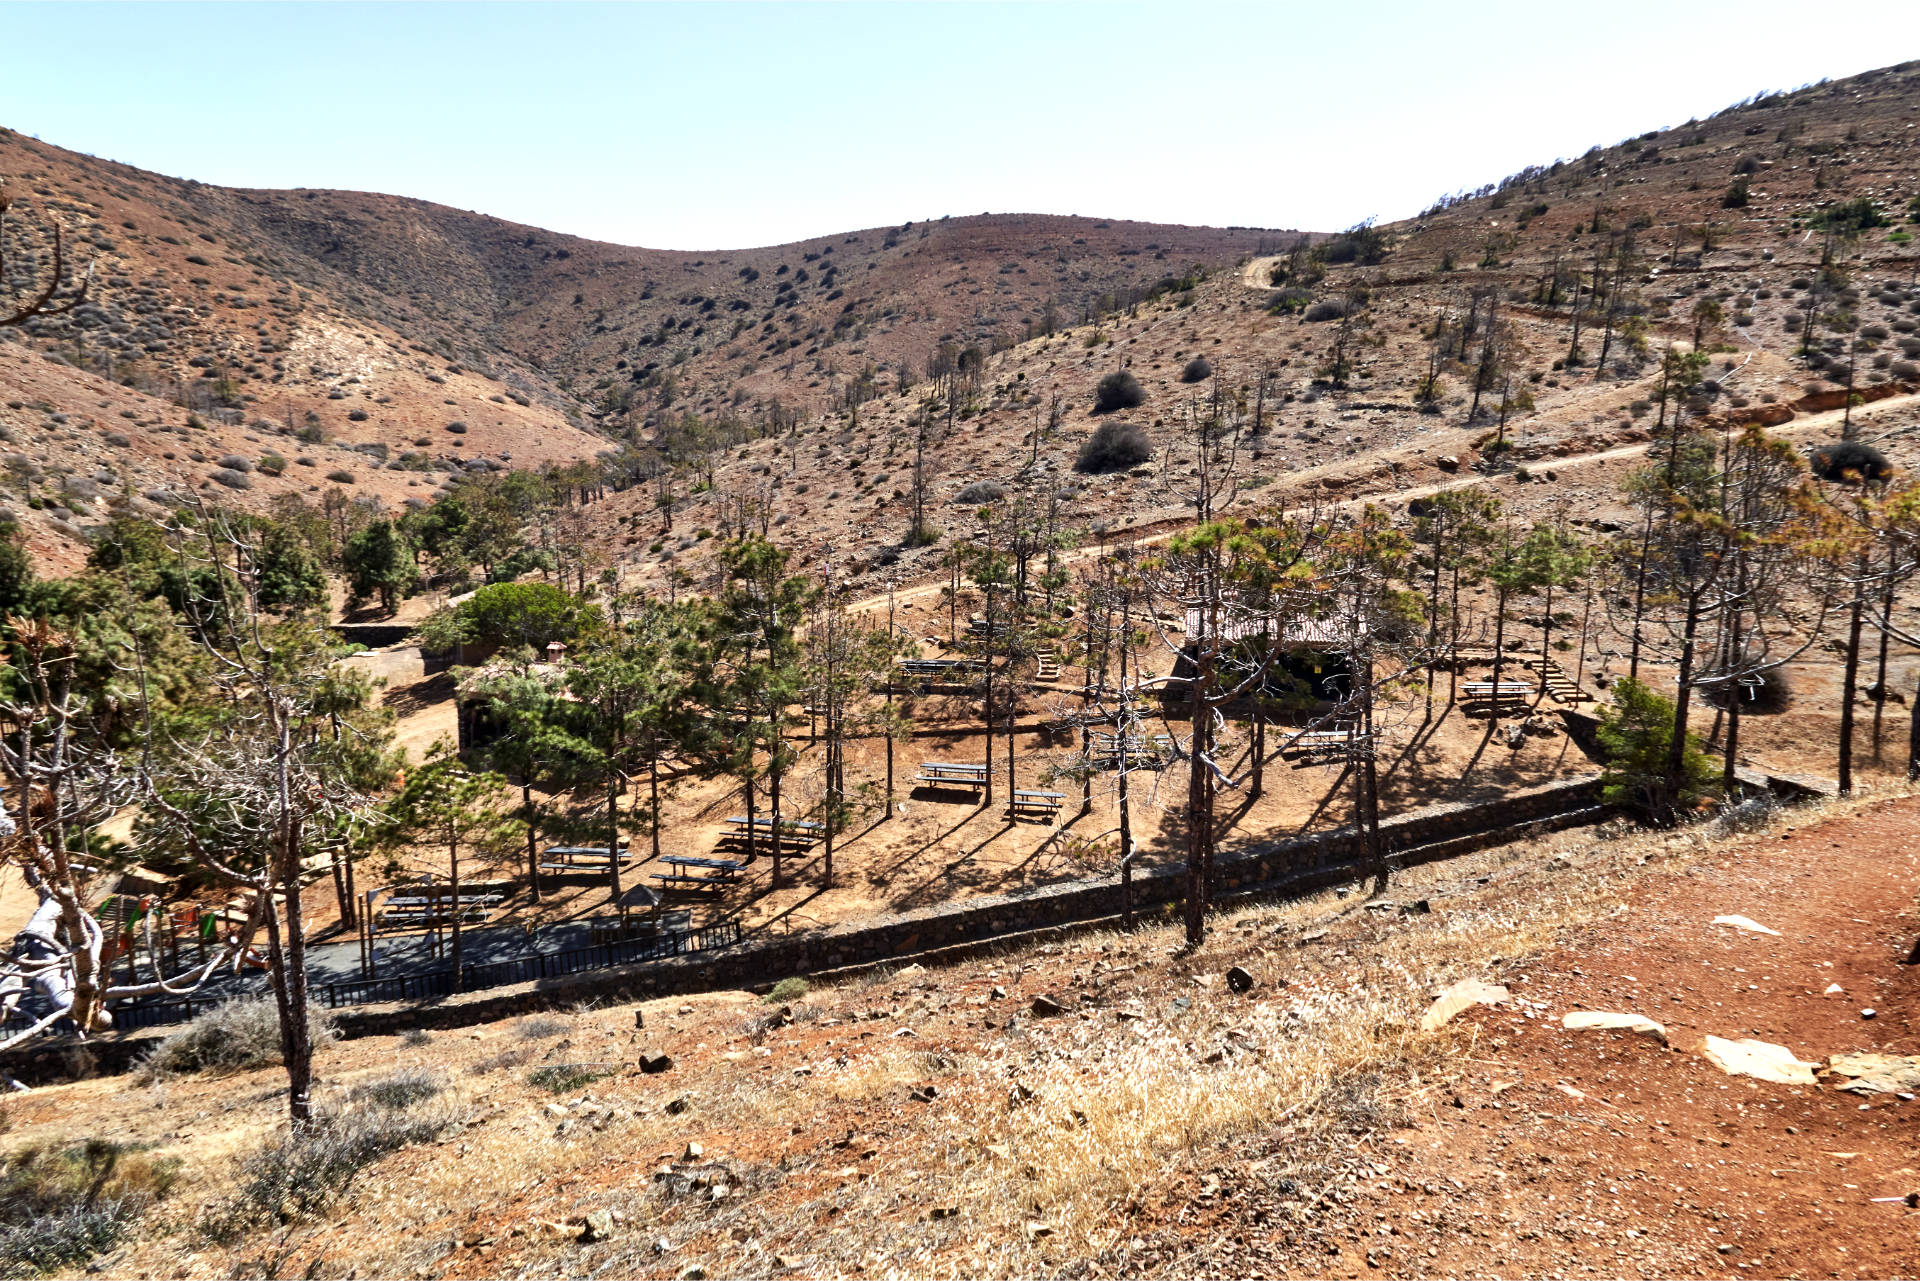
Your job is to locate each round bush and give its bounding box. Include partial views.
[1075,420,1152,474]
[1809,441,1892,482]
[326,470,357,484]
[1091,371,1146,415]
[217,454,253,472]
[953,479,1008,504]
[444,421,468,434]
[1304,299,1351,323]
[1180,356,1212,384]
[210,468,252,490]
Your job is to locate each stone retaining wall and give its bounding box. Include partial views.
[329,774,1606,1038]
[3,774,1608,1080]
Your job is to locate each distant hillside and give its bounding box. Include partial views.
[0,125,1297,567]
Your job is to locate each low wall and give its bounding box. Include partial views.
[328,774,1606,1038]
[4,774,1609,1078]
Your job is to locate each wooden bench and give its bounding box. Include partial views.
[1462,681,1533,704]
[649,872,732,894]
[539,846,632,873]
[664,856,746,880]
[915,761,988,790]
[1008,789,1064,821]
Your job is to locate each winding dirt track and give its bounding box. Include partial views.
[851,390,1920,620]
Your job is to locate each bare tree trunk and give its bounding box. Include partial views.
[1838,569,1866,795]
[1872,577,1894,760]
[1663,591,1704,821]
[524,783,543,902]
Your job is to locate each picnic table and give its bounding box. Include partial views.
[719,815,821,851]
[377,891,502,927]
[915,760,988,789]
[539,845,632,873]
[664,855,746,879]
[650,871,732,893]
[1008,789,1064,821]
[898,657,985,676]
[1462,680,1534,702]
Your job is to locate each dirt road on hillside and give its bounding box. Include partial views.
[852,390,1920,621]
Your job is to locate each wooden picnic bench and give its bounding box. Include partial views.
[539,845,632,873]
[664,855,746,879]
[650,871,732,894]
[1008,789,1064,821]
[915,761,988,790]
[1462,680,1534,703]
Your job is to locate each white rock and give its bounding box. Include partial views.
[1419,978,1510,1033]
[1699,1036,1819,1084]
[1712,915,1780,936]
[1562,1011,1668,1044]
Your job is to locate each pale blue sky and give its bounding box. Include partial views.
[3,2,1915,250]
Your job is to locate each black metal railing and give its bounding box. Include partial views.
[99,920,743,1029]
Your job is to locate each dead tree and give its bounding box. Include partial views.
[0,183,92,329]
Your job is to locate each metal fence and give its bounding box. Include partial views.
[89,920,743,1032]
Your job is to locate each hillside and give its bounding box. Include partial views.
[7,790,1914,1278]
[0,125,1292,571]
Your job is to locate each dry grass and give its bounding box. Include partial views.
[26,790,1887,1280]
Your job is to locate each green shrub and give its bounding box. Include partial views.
[1596,678,1715,820]
[766,977,810,1003]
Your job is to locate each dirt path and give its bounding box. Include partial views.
[1196,796,1920,1278]
[851,391,1920,621]
[1241,256,1282,289]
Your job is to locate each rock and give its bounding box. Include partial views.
[634,1010,646,1029]
[1419,978,1510,1032]
[1400,899,1432,915]
[578,1210,615,1243]
[1025,1221,1053,1240]
[1031,994,1067,1017]
[665,1094,692,1115]
[1861,1008,1878,1020]
[1700,1036,1819,1084]
[683,1141,704,1161]
[1712,914,1780,936]
[1562,1011,1668,1045]
[1436,455,1460,472]
[930,1205,959,1220]
[1225,965,1256,994]
[989,985,1007,1000]
[909,1085,938,1103]
[1824,983,1845,995]
[1825,1052,1920,1094]
[640,1052,674,1074]
[543,1103,569,1119]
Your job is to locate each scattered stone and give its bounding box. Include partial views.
[1562,1011,1668,1045]
[1225,965,1256,994]
[665,1095,692,1116]
[930,1205,959,1220]
[1436,455,1460,472]
[989,986,1007,1000]
[1825,1053,1920,1095]
[1824,983,1845,995]
[1419,978,1511,1033]
[683,1141,704,1161]
[1031,994,1067,1017]
[909,1085,939,1103]
[641,1052,674,1074]
[1025,1221,1053,1240]
[1400,899,1432,915]
[1700,1036,1820,1084]
[1860,1008,1878,1020]
[578,1210,615,1243]
[1712,914,1781,936]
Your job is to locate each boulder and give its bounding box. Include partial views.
[1225,965,1256,994]
[1419,978,1510,1032]
[1699,1036,1819,1084]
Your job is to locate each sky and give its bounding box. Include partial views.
[3,2,1917,251]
